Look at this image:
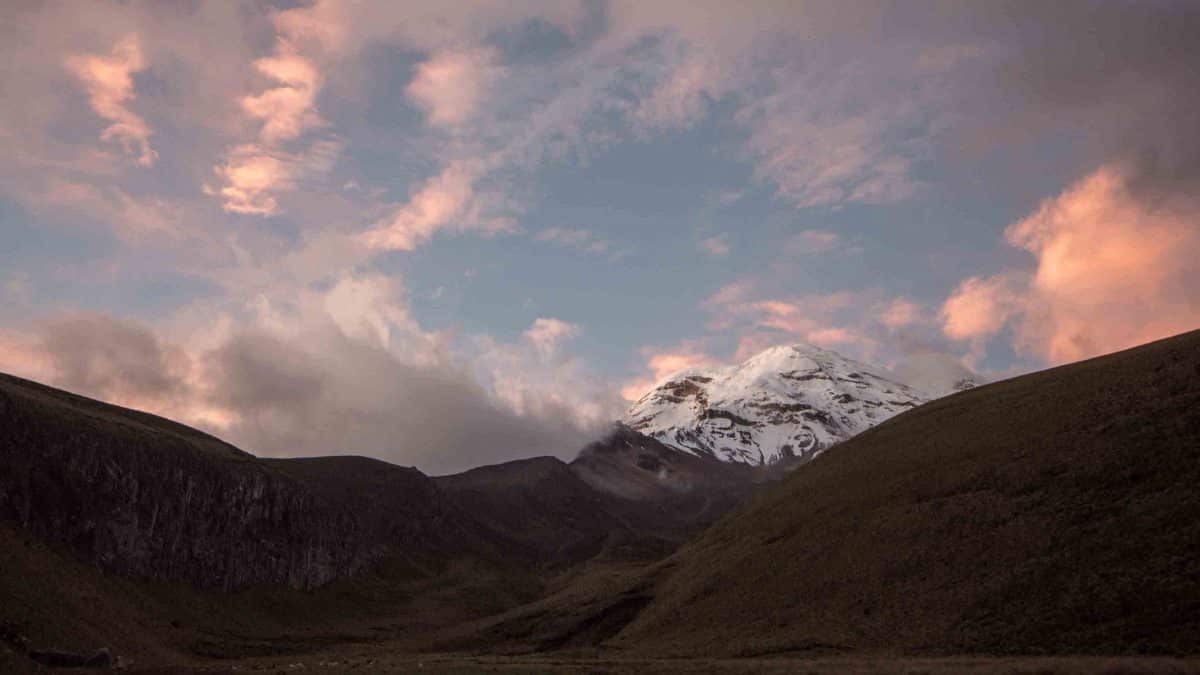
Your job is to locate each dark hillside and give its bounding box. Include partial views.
[613,329,1200,656]
[0,370,754,666]
[437,456,639,566]
[0,372,484,591]
[436,451,754,569]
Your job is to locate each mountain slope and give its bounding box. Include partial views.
[0,369,756,666]
[0,371,441,590]
[570,425,757,501]
[436,455,650,566]
[611,329,1200,656]
[624,343,927,465]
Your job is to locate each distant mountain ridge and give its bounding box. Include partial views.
[624,343,928,465]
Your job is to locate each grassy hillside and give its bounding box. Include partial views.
[612,329,1200,656]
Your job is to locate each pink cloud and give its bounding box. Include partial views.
[0,329,54,384]
[621,342,717,401]
[208,138,340,217]
[880,297,922,328]
[360,162,513,251]
[806,326,869,348]
[731,332,778,362]
[241,53,323,144]
[698,234,731,257]
[940,274,1021,343]
[702,284,899,362]
[1007,165,1200,364]
[208,4,339,217]
[406,48,501,128]
[941,164,1200,365]
[64,35,156,166]
[209,148,292,216]
[632,53,722,132]
[523,317,582,360]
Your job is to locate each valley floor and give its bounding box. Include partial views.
[130,650,1200,674]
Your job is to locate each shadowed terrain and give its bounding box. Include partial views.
[609,329,1200,656]
[0,371,754,669]
[1,330,1198,671]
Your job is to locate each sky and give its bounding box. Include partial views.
[1,1,1198,474]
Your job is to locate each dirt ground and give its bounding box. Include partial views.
[134,650,1200,674]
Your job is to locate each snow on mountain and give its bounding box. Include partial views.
[623,343,928,466]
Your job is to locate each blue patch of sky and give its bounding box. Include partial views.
[0,197,218,320]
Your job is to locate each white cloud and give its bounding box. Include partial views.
[523,317,582,360]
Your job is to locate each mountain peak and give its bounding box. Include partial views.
[624,343,926,465]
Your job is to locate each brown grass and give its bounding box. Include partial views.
[613,330,1200,657]
[1,330,1198,670]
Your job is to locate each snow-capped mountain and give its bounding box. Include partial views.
[624,343,928,465]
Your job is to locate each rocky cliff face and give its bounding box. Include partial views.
[0,371,754,594]
[0,373,466,590]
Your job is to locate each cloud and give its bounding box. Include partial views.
[620,341,718,402]
[941,164,1200,365]
[889,352,983,398]
[704,285,868,349]
[940,274,1022,344]
[64,35,156,166]
[210,149,292,216]
[472,332,622,433]
[360,161,513,251]
[739,94,922,208]
[523,317,581,360]
[534,227,616,256]
[406,48,502,129]
[0,299,616,475]
[0,329,53,384]
[783,229,843,255]
[206,326,600,475]
[699,281,975,372]
[1007,165,1200,364]
[697,234,730,257]
[209,140,340,216]
[241,52,323,144]
[207,8,338,217]
[0,312,232,429]
[631,49,724,132]
[880,298,922,329]
[27,178,183,242]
